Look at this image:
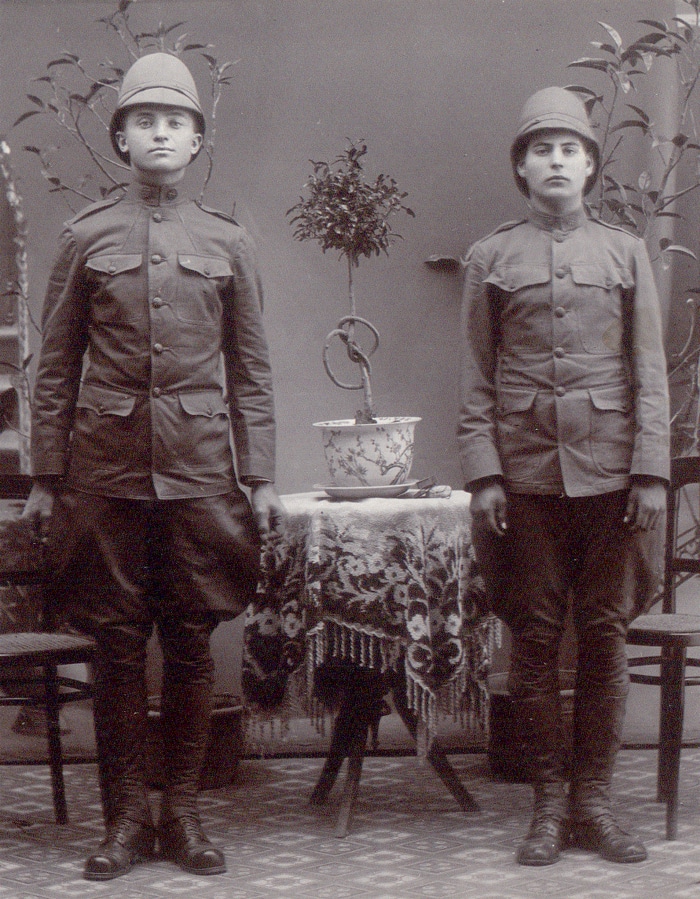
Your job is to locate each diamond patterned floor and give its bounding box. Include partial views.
[1,748,699,899]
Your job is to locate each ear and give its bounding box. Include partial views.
[190,133,203,157]
[584,151,594,177]
[115,131,129,155]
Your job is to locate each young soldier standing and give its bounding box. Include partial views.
[23,53,286,880]
[459,87,669,866]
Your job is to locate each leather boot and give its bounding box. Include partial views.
[515,693,568,866]
[84,631,155,881]
[158,678,226,875]
[83,817,156,881]
[568,692,647,863]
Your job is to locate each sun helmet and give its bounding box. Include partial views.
[510,86,600,196]
[109,52,205,163]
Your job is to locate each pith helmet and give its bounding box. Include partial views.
[109,52,205,162]
[510,86,600,196]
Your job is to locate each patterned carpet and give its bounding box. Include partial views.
[1,746,700,899]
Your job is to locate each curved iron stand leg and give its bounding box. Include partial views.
[309,665,480,837]
[388,669,480,814]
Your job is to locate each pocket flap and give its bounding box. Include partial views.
[570,262,633,291]
[85,254,142,276]
[589,385,631,413]
[178,254,232,278]
[498,387,537,414]
[77,383,136,417]
[484,264,550,292]
[179,391,229,417]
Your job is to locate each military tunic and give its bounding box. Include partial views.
[458,206,670,496]
[31,182,275,500]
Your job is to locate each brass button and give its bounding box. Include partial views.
[554,347,565,358]
[554,267,567,279]
[152,387,162,397]
[153,343,164,354]
[152,297,163,308]
[555,306,566,317]
[108,264,116,274]
[151,254,163,265]
[555,385,566,397]
[152,212,162,223]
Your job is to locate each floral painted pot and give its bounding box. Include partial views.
[313,416,421,487]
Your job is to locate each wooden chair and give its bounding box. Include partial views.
[626,455,700,839]
[0,473,96,824]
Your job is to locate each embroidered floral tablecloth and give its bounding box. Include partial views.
[242,491,493,735]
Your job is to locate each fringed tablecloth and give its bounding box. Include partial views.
[242,490,495,745]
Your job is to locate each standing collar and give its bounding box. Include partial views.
[528,204,588,232]
[125,181,187,206]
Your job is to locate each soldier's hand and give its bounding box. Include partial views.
[250,482,287,541]
[21,481,56,539]
[470,483,508,537]
[624,480,666,532]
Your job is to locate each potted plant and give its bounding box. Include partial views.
[287,140,419,490]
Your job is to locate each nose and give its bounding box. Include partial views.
[152,119,169,141]
[550,148,565,167]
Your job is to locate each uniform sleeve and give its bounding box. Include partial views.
[626,239,671,482]
[457,241,505,485]
[30,227,90,478]
[222,228,276,483]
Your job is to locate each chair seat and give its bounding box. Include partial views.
[0,632,95,666]
[627,613,700,647]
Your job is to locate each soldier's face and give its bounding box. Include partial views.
[116,105,203,182]
[517,130,593,213]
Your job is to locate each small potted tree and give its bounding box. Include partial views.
[287,140,420,493]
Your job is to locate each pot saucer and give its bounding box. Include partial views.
[314,481,417,500]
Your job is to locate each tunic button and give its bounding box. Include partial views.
[166,189,177,201]
[108,264,116,274]
[203,268,211,276]
[152,212,162,223]
[152,297,163,308]
[555,306,566,317]
[554,347,565,358]
[555,385,566,397]
[555,267,567,279]
[153,343,164,354]
[553,230,565,243]
[151,254,163,265]
[152,387,162,397]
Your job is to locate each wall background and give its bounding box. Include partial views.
[0,0,682,496]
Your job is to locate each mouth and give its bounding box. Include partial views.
[546,176,568,184]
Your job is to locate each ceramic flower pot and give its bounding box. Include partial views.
[313,416,421,488]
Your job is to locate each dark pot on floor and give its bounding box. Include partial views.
[145,693,245,791]
[487,670,575,782]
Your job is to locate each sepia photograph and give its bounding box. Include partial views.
[0,1,699,896]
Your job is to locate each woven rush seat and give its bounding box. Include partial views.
[0,631,95,658]
[0,474,96,824]
[626,456,700,840]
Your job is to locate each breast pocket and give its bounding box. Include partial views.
[571,263,633,355]
[175,255,232,325]
[84,254,144,323]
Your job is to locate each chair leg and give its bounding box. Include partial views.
[43,662,68,825]
[658,645,686,841]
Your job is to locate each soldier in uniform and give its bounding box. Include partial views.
[458,87,669,866]
[23,53,286,880]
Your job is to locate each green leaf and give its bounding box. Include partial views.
[568,58,610,73]
[13,110,41,128]
[598,21,623,51]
